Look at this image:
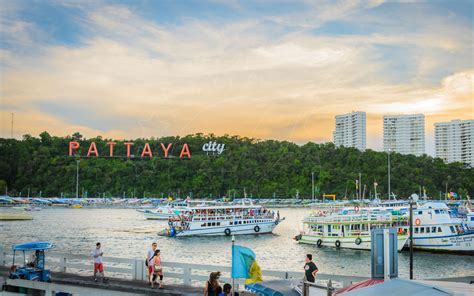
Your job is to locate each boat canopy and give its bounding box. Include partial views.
[13,241,54,251]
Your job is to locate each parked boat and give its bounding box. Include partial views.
[395,202,474,253]
[296,211,408,251]
[159,203,284,237]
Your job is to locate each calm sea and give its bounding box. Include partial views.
[1,208,472,279]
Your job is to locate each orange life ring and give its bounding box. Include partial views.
[415,218,421,226]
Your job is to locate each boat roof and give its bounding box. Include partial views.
[13,241,54,251]
[186,204,262,210]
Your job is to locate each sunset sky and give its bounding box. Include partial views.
[0,0,473,155]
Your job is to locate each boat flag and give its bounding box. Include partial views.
[231,245,262,284]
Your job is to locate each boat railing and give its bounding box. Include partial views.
[190,213,276,222]
[304,213,394,224]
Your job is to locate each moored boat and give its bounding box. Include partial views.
[159,203,284,237]
[296,211,408,251]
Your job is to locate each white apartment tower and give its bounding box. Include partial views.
[333,111,366,151]
[435,119,474,166]
[383,114,425,156]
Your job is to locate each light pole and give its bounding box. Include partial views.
[409,193,418,280]
[387,151,391,200]
[311,172,314,201]
[75,159,80,198]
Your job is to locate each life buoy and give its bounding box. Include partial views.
[415,218,421,226]
[317,239,323,247]
[335,240,341,248]
[254,225,260,233]
[355,237,362,245]
[274,220,279,225]
[224,228,231,236]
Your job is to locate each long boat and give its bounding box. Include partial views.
[158,203,284,237]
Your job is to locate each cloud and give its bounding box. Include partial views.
[0,0,472,156]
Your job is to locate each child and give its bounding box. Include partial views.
[151,249,164,289]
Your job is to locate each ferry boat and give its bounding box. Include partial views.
[296,211,408,251]
[395,202,474,253]
[138,200,222,220]
[159,204,284,237]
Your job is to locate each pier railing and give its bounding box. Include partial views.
[0,247,367,289]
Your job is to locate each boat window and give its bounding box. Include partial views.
[449,226,456,233]
[207,223,211,227]
[212,222,216,226]
[415,227,419,234]
[426,227,430,233]
[434,210,440,214]
[201,223,206,227]
[418,211,423,215]
[420,227,425,233]
[431,227,436,233]
[217,222,220,226]
[438,227,442,232]
[239,221,242,224]
[230,222,233,225]
[471,217,474,221]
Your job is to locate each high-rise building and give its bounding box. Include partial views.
[435,119,474,166]
[383,114,425,156]
[333,111,366,151]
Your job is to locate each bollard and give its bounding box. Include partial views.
[61,257,67,273]
[183,267,192,285]
[327,279,335,296]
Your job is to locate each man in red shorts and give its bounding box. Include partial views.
[91,242,107,282]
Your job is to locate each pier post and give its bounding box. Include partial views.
[132,259,145,281]
[61,256,67,273]
[183,267,192,285]
[0,247,4,266]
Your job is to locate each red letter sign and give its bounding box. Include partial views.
[69,141,80,156]
[141,143,153,157]
[107,142,116,157]
[160,143,172,158]
[179,143,191,159]
[124,142,134,158]
[87,142,99,157]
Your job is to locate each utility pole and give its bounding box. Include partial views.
[387,152,391,200]
[75,160,80,198]
[358,173,362,201]
[11,113,14,138]
[311,172,314,201]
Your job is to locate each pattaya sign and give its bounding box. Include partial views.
[68,141,191,159]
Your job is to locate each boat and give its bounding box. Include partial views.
[158,202,284,237]
[296,210,408,251]
[395,202,474,253]
[0,208,33,221]
[139,200,223,220]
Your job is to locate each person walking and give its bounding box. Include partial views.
[146,242,158,285]
[91,242,107,282]
[304,254,318,283]
[203,271,222,296]
[151,249,164,289]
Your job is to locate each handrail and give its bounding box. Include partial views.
[0,246,365,288]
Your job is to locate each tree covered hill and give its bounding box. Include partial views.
[0,131,472,199]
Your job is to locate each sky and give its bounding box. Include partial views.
[0,0,473,155]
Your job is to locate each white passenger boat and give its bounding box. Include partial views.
[395,202,473,253]
[159,203,284,237]
[296,211,408,251]
[139,200,218,220]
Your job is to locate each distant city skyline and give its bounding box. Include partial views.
[1,0,473,156]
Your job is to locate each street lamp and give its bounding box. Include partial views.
[76,159,80,198]
[409,193,419,280]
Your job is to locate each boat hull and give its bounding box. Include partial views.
[412,232,474,253]
[298,234,408,251]
[162,219,283,237]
